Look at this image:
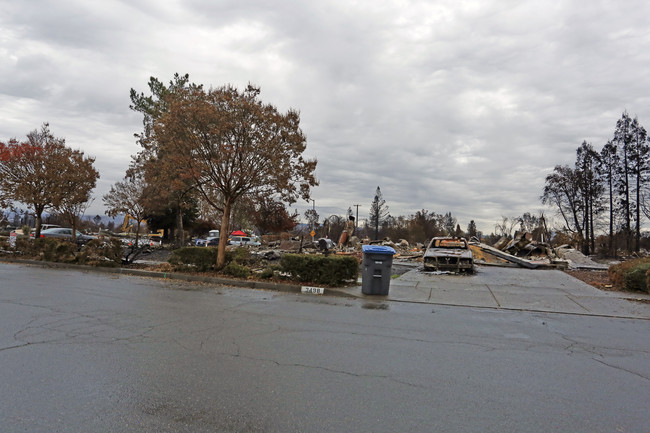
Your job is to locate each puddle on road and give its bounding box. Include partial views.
[361,302,390,311]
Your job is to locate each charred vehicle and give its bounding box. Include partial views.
[423,237,474,273]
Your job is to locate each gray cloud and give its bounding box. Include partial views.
[2,0,650,233]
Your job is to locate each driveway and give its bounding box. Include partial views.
[333,264,650,319]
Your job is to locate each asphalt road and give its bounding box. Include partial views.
[1,262,649,433]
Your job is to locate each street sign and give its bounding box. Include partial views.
[310,230,315,238]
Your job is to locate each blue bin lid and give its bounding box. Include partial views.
[362,245,396,255]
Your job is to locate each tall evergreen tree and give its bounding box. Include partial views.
[613,111,633,251]
[628,116,649,251]
[369,186,389,240]
[467,220,478,239]
[599,140,618,256]
[575,141,603,255]
[130,74,199,246]
[442,212,457,236]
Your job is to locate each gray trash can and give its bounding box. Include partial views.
[361,245,396,295]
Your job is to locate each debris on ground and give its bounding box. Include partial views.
[469,238,564,270]
[134,231,620,276]
[553,246,609,270]
[467,232,613,271]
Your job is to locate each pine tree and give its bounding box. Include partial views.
[599,141,618,256]
[575,141,603,254]
[613,112,633,251]
[369,186,389,240]
[628,116,649,251]
[467,220,478,239]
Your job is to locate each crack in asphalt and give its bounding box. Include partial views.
[1,301,186,351]
[592,358,650,381]
[556,334,650,380]
[230,351,433,390]
[0,342,31,352]
[564,295,590,312]
[483,284,501,307]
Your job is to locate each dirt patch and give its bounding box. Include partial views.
[565,269,613,290]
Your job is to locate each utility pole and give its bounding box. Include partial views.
[354,204,360,231]
[310,199,315,241]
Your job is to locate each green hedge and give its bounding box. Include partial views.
[280,254,358,286]
[168,247,219,272]
[223,262,252,278]
[608,258,650,293]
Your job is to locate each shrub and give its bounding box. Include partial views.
[259,265,281,280]
[11,237,75,261]
[223,262,252,278]
[259,267,275,279]
[280,254,358,286]
[226,247,250,265]
[168,247,218,272]
[608,258,650,293]
[16,238,78,262]
[0,236,10,253]
[76,238,122,267]
[14,237,38,256]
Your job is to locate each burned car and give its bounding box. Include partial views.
[423,237,474,273]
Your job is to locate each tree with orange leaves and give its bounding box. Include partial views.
[133,76,318,267]
[0,123,98,239]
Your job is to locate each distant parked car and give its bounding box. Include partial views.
[423,237,473,273]
[195,236,219,247]
[40,224,60,231]
[228,236,261,246]
[32,228,97,244]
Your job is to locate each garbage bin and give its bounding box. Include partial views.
[361,245,396,295]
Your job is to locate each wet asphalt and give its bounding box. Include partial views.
[1,261,649,432]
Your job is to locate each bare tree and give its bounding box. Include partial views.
[55,149,99,241]
[541,165,585,248]
[103,173,148,247]
[494,216,517,238]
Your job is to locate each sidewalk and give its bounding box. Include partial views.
[330,264,650,319]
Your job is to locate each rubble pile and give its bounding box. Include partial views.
[239,232,609,272]
[470,232,610,270]
[246,236,421,267]
[553,246,608,270]
[470,232,565,269]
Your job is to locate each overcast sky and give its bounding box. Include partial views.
[2,0,650,233]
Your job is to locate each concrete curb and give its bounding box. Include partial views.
[0,258,359,298]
